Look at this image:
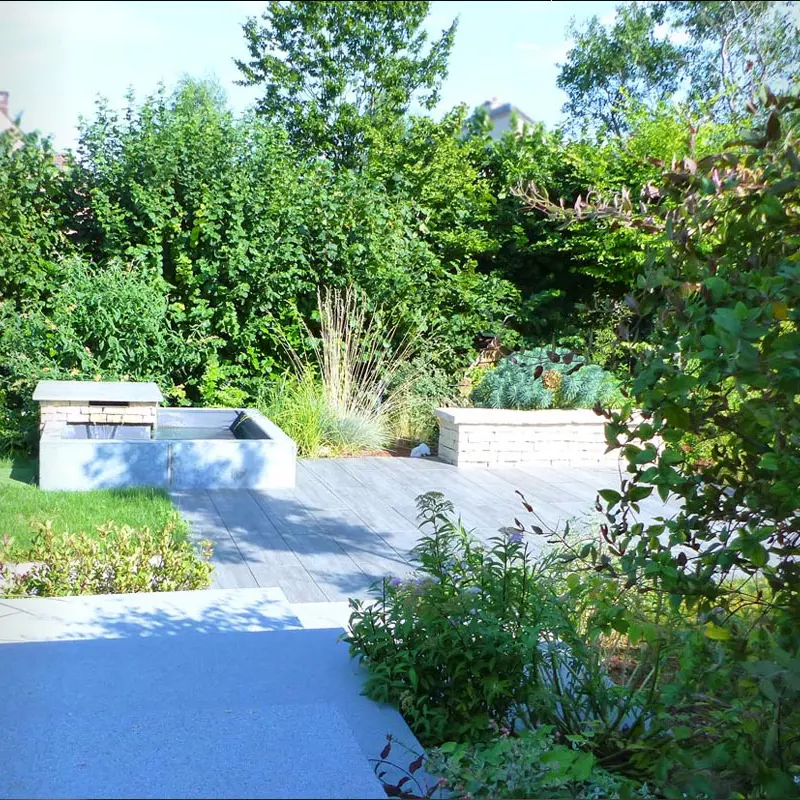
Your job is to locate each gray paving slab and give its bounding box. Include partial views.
[0,611,420,799]
[246,564,328,604]
[293,462,354,510]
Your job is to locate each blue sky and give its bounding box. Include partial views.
[1,0,619,151]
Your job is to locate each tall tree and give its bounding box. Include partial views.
[557,2,683,136]
[663,1,800,117]
[558,1,800,134]
[235,1,457,168]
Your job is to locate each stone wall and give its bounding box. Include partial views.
[39,401,158,430]
[435,407,622,468]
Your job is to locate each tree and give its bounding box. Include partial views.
[0,129,73,306]
[557,2,683,136]
[235,1,457,168]
[663,0,800,118]
[558,1,800,134]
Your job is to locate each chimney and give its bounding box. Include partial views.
[0,92,8,117]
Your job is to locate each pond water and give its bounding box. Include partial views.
[153,426,235,441]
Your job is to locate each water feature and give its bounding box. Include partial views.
[35,382,296,491]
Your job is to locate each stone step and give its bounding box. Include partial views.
[0,589,425,800]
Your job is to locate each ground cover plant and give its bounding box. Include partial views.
[0,520,212,597]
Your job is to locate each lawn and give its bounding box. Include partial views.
[0,455,186,555]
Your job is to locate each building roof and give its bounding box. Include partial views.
[0,91,19,136]
[484,101,535,126]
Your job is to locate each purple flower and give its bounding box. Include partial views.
[388,577,403,588]
[507,531,524,544]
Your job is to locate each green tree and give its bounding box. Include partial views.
[0,129,73,306]
[235,1,457,168]
[663,0,800,118]
[557,2,683,136]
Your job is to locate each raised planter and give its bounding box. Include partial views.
[435,407,621,468]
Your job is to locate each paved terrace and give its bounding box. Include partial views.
[171,456,678,604]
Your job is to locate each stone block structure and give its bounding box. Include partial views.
[33,380,163,432]
[435,407,622,468]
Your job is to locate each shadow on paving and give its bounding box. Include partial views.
[169,457,681,604]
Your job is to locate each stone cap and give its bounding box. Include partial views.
[33,380,163,404]
[435,407,608,426]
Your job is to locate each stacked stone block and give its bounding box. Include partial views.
[435,408,622,468]
[38,400,158,431]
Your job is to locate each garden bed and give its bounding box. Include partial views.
[435,407,620,468]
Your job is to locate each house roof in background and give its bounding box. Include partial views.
[482,99,535,126]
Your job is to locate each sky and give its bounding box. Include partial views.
[1,0,620,151]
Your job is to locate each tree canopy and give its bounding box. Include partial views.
[235,0,457,168]
[558,0,800,133]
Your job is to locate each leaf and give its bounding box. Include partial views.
[759,453,781,471]
[408,754,424,774]
[598,489,622,506]
[380,741,392,760]
[704,623,730,641]
[628,485,653,502]
[572,751,594,781]
[409,666,418,690]
[566,573,580,590]
[759,677,779,704]
[766,110,781,142]
[533,365,543,380]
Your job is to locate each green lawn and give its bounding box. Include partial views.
[0,456,185,555]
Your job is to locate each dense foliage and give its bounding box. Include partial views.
[519,89,800,798]
[470,347,621,410]
[0,519,213,596]
[347,494,670,798]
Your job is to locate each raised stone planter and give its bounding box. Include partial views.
[435,407,620,468]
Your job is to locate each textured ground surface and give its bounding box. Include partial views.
[170,456,679,602]
[0,588,424,800]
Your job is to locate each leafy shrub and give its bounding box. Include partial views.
[470,347,621,410]
[0,257,200,450]
[387,360,459,446]
[0,519,213,596]
[345,493,662,754]
[427,726,652,800]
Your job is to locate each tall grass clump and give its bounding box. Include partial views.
[258,286,424,457]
